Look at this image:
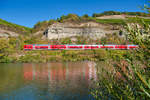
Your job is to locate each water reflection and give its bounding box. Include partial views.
[0,62,96,100]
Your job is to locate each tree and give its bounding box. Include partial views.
[82,14,89,18]
[58,14,80,22]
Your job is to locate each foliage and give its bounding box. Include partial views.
[91,15,150,100]
[32,19,57,33]
[0,38,14,63]
[100,33,127,44]
[60,38,73,44]
[18,53,46,63]
[92,11,149,17]
[32,21,49,33]
[58,14,80,22]
[82,14,89,18]
[126,22,150,65]
[92,59,149,100]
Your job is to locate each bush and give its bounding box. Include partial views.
[59,14,80,22]
[91,11,150,100]
[0,38,12,62]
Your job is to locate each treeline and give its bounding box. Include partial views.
[92,11,149,17]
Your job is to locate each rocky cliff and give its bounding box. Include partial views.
[43,21,121,40]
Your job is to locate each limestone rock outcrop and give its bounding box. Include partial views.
[43,22,120,40]
[0,28,18,38]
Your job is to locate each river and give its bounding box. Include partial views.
[0,62,97,100]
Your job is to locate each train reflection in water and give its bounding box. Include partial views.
[0,62,97,100]
[23,62,97,84]
[23,62,97,100]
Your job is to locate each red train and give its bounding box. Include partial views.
[24,44,138,50]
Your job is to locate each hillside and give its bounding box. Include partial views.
[0,11,149,63]
[32,13,150,40]
[32,11,150,35]
[0,11,150,38]
[0,18,31,37]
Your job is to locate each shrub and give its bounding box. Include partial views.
[91,9,150,100]
[59,14,80,22]
[0,38,12,62]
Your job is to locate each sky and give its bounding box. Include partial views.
[0,0,148,28]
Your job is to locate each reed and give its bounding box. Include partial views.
[91,18,150,100]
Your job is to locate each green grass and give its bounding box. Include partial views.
[95,19,126,25]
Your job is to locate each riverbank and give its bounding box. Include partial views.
[2,49,131,63]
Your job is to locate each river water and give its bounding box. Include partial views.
[0,62,97,100]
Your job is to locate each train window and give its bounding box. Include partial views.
[129,46,137,48]
[91,46,98,48]
[108,46,114,48]
[115,45,127,49]
[40,46,48,48]
[85,46,88,48]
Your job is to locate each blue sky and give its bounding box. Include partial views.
[0,0,147,27]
